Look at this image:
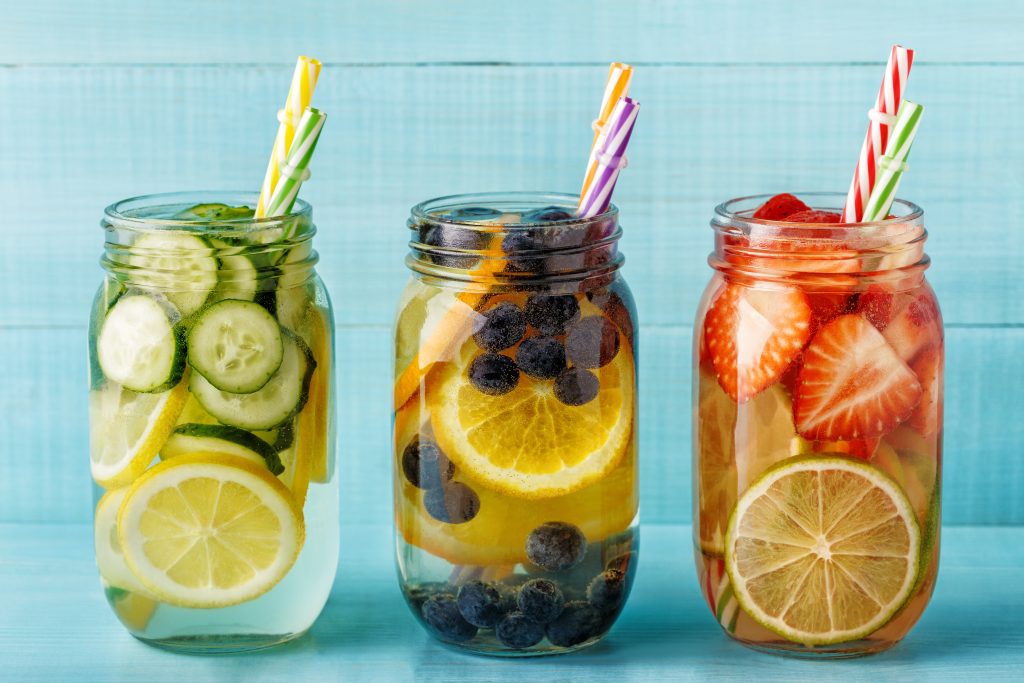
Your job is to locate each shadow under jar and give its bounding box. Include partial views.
[89,192,338,653]
[693,193,942,658]
[393,193,639,656]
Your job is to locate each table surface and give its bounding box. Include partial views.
[2,523,1020,682]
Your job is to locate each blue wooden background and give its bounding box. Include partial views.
[2,1,1023,531]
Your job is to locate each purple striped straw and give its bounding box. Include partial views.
[576,96,640,218]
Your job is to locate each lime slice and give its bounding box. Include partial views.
[725,456,920,646]
[90,379,188,488]
[118,453,304,608]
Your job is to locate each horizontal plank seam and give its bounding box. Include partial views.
[3,61,1024,69]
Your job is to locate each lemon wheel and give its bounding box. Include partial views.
[118,452,304,608]
[725,456,920,646]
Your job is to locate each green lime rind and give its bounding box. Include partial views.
[724,454,921,647]
[166,423,284,476]
[912,480,942,595]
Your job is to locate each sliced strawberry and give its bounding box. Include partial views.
[784,210,842,223]
[807,290,855,330]
[704,284,812,403]
[909,347,943,436]
[752,193,810,220]
[882,292,942,363]
[795,314,923,440]
[856,285,896,330]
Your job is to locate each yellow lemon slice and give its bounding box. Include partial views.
[394,400,637,565]
[94,488,149,594]
[725,456,920,646]
[118,452,304,608]
[304,306,334,483]
[90,379,188,489]
[427,322,634,500]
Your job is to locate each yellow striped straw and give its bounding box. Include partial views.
[580,62,633,196]
[256,55,322,217]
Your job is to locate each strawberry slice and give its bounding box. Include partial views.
[909,347,943,436]
[882,292,941,362]
[856,285,896,329]
[752,193,810,220]
[795,314,922,440]
[784,210,842,224]
[704,284,812,403]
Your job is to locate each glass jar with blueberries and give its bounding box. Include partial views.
[393,192,638,655]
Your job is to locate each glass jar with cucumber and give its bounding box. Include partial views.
[89,191,337,652]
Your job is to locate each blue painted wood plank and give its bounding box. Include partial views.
[5,1,1023,64]
[2,325,1020,526]
[0,523,1021,680]
[1,63,1022,327]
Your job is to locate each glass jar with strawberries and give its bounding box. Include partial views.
[394,193,638,656]
[693,192,942,657]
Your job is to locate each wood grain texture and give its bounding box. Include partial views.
[1,523,1021,681]
[2,63,1023,327]
[4,1,1023,64]
[3,325,1019,526]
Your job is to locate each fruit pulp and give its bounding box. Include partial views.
[89,201,338,652]
[395,204,638,655]
[694,199,942,657]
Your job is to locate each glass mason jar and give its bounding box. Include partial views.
[89,192,338,653]
[393,193,639,656]
[693,193,942,658]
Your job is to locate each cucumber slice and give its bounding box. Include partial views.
[190,331,315,431]
[162,423,283,475]
[130,233,218,317]
[187,299,283,393]
[208,238,259,303]
[98,294,185,393]
[174,203,254,221]
[89,279,128,390]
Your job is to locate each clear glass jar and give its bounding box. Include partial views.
[89,192,338,653]
[693,193,942,658]
[393,192,639,656]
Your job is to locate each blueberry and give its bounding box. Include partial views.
[586,569,626,613]
[565,316,620,368]
[468,353,519,396]
[545,601,603,647]
[523,206,574,223]
[526,522,588,571]
[497,584,519,613]
[406,582,455,610]
[524,295,580,335]
[501,231,544,273]
[420,224,486,269]
[421,594,478,642]
[424,482,480,524]
[445,207,502,221]
[553,368,600,406]
[515,336,566,379]
[496,612,546,649]
[474,302,526,352]
[456,580,504,628]
[401,439,454,490]
[516,579,565,624]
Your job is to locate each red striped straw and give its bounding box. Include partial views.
[577,96,640,218]
[840,45,914,223]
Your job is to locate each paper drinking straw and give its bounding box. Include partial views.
[577,96,640,218]
[580,63,634,196]
[840,45,914,223]
[264,107,327,218]
[256,56,322,217]
[861,100,923,222]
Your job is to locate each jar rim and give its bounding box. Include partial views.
[410,191,617,229]
[713,192,923,234]
[102,190,312,235]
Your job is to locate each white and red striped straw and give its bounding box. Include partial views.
[840,45,914,223]
[576,96,640,218]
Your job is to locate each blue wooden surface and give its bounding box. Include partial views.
[1,523,1022,681]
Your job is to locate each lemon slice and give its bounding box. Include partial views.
[696,371,797,555]
[278,428,313,509]
[94,488,149,594]
[427,318,634,500]
[395,400,637,565]
[118,452,304,608]
[725,456,920,646]
[90,379,189,489]
[305,307,334,483]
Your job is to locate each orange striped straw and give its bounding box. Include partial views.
[580,62,633,196]
[256,56,322,217]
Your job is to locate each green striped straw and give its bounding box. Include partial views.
[862,100,923,222]
[265,106,327,218]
